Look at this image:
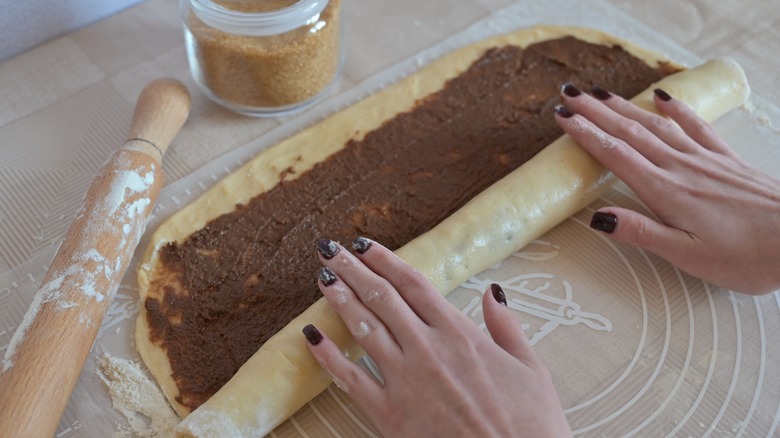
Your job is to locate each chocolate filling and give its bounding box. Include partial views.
[145,36,676,410]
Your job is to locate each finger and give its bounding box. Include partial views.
[651,89,749,164]
[587,86,702,155]
[560,83,679,166]
[302,324,385,413]
[318,239,425,345]
[481,283,537,363]
[554,105,663,199]
[317,266,402,364]
[350,237,454,327]
[589,208,697,267]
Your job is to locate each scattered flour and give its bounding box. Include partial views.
[363,288,381,303]
[334,287,348,305]
[331,376,348,394]
[96,353,178,438]
[741,100,780,133]
[353,320,372,339]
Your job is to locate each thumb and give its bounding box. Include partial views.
[589,207,694,264]
[482,283,536,363]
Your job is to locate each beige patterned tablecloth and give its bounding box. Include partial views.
[1,0,778,436]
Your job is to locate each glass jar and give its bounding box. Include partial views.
[181,0,343,117]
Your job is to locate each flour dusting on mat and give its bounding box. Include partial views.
[97,353,178,438]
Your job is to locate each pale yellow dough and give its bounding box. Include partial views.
[134,25,749,437]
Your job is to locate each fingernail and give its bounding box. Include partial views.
[317,239,340,259]
[491,283,507,306]
[352,236,372,254]
[590,211,618,233]
[554,104,574,118]
[654,88,672,102]
[562,83,582,97]
[590,85,612,101]
[303,324,323,345]
[318,267,337,286]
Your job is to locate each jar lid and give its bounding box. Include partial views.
[189,0,329,36]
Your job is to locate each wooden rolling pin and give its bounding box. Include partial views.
[0,78,190,437]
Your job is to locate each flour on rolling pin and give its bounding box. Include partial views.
[0,78,189,438]
[1,155,157,372]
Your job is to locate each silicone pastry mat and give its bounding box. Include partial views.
[1,0,779,436]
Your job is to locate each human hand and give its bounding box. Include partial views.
[554,84,780,295]
[303,238,572,437]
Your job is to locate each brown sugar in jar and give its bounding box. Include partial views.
[181,0,343,116]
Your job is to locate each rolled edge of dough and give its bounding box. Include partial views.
[156,29,748,438]
[400,56,751,295]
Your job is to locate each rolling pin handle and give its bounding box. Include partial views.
[126,78,191,157]
[0,77,190,438]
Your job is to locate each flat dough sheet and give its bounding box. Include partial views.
[134,25,749,437]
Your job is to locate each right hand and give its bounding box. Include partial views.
[554,84,780,295]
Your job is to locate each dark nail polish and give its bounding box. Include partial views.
[491,283,507,306]
[554,105,574,118]
[318,267,337,286]
[590,211,618,233]
[317,239,340,259]
[562,83,582,97]
[303,324,323,345]
[352,236,372,254]
[590,85,612,101]
[654,88,672,102]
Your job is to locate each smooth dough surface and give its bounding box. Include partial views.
[133,25,749,437]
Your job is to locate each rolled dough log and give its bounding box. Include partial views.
[135,25,749,437]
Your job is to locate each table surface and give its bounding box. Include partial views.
[1,0,779,437]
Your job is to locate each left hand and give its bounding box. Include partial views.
[302,238,571,437]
